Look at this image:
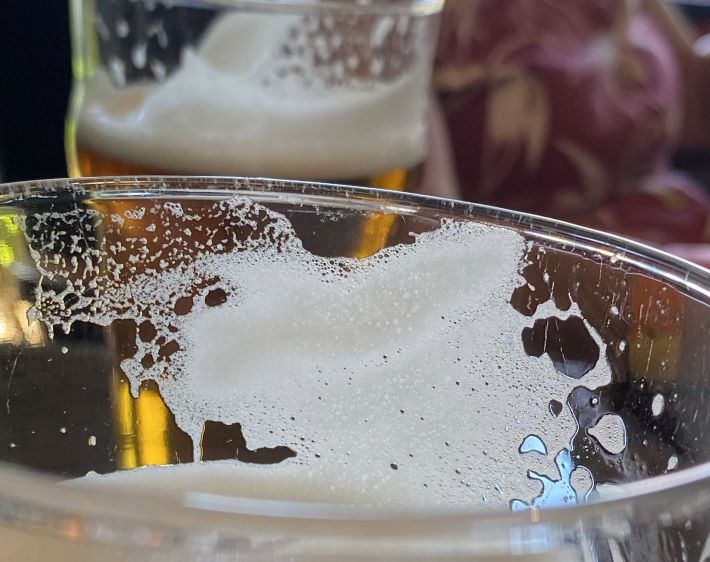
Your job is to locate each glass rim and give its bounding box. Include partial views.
[153,0,444,16]
[0,175,708,540]
[2,175,707,299]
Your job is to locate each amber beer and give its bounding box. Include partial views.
[73,144,420,191]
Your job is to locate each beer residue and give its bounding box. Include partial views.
[23,196,616,508]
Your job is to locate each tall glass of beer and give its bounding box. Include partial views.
[66,0,443,192]
[1,177,710,560]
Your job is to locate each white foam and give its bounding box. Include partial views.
[76,12,429,179]
[588,414,627,455]
[69,459,427,508]
[25,196,614,508]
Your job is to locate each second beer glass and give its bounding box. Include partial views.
[67,0,443,192]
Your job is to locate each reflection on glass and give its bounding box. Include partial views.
[0,211,44,347]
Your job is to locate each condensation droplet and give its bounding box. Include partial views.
[651,393,665,417]
[94,14,110,40]
[115,18,130,38]
[346,54,359,70]
[370,57,384,76]
[371,16,394,47]
[109,56,126,87]
[667,455,678,471]
[150,59,167,81]
[88,435,97,447]
[131,42,148,69]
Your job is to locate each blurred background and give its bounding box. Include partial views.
[0,2,72,182]
[0,0,708,265]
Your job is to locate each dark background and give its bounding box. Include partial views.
[0,1,708,184]
[0,2,72,182]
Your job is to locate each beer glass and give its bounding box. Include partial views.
[0,176,708,561]
[66,0,443,191]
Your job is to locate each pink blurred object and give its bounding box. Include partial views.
[573,172,710,268]
[434,0,709,267]
[661,243,710,269]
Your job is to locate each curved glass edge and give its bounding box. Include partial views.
[0,175,708,535]
[150,0,444,16]
[2,175,707,300]
[0,461,708,550]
